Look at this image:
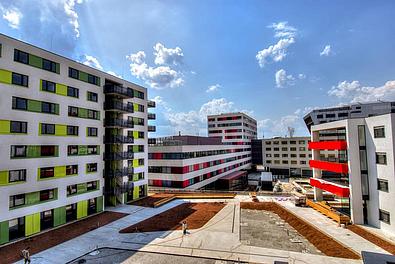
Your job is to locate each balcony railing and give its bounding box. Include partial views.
[309,160,349,174]
[104,135,134,144]
[104,119,134,128]
[105,167,134,178]
[310,178,350,197]
[148,113,156,120]
[104,151,134,160]
[104,84,134,98]
[148,125,156,132]
[147,100,156,108]
[104,100,134,113]
[308,140,347,150]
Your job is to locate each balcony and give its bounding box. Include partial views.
[104,135,134,144]
[148,113,156,120]
[147,100,156,108]
[104,151,134,160]
[148,125,156,132]
[104,119,134,128]
[104,100,134,113]
[104,84,134,98]
[309,160,349,174]
[308,140,347,150]
[105,167,134,178]
[310,178,350,197]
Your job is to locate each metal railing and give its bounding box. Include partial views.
[104,135,134,144]
[104,100,134,113]
[105,167,134,178]
[104,84,134,98]
[104,119,134,128]
[104,151,134,160]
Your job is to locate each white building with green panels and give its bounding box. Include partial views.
[0,34,155,245]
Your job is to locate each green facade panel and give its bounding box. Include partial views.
[26,192,40,205]
[133,186,139,200]
[96,196,103,213]
[0,171,8,185]
[79,71,88,82]
[25,213,40,236]
[26,145,41,158]
[77,183,87,194]
[55,63,60,74]
[77,200,88,219]
[27,100,41,113]
[0,120,10,134]
[55,124,67,136]
[56,83,68,96]
[53,206,66,226]
[0,69,12,84]
[28,54,42,68]
[0,220,9,244]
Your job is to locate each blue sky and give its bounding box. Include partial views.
[1,0,395,138]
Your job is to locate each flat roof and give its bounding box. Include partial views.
[219,171,247,180]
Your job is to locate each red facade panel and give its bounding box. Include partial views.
[310,178,350,197]
[309,160,349,174]
[308,141,347,150]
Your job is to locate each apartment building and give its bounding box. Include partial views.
[207,112,257,144]
[309,111,395,236]
[0,34,155,245]
[252,137,312,178]
[148,136,251,189]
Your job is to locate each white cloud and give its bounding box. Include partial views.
[1,6,22,29]
[153,43,184,65]
[153,95,172,112]
[320,45,332,56]
[82,55,103,70]
[106,71,122,78]
[328,80,395,103]
[268,21,297,39]
[298,73,306,79]
[275,69,295,88]
[206,84,221,93]
[126,44,185,89]
[63,0,84,38]
[256,38,295,67]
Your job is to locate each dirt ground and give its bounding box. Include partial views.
[240,202,360,260]
[0,212,127,264]
[347,225,395,254]
[130,193,175,207]
[120,202,225,233]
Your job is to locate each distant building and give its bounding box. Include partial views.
[148,136,251,189]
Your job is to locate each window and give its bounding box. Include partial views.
[41,146,56,156]
[87,109,98,119]
[326,113,336,118]
[9,169,26,183]
[12,73,28,87]
[40,189,55,201]
[87,145,98,154]
[299,140,305,144]
[12,97,27,110]
[290,141,296,144]
[282,154,288,157]
[87,91,98,102]
[41,102,57,114]
[42,58,57,72]
[40,167,54,179]
[68,106,78,117]
[67,185,77,196]
[338,112,348,117]
[68,145,78,156]
[266,160,271,164]
[10,121,27,133]
[88,74,98,85]
[282,147,287,151]
[378,179,389,192]
[42,80,56,93]
[274,160,280,164]
[11,145,26,158]
[379,209,390,224]
[274,154,280,157]
[41,123,55,135]
[317,114,323,119]
[69,67,79,79]
[299,147,306,151]
[9,194,25,208]
[291,154,297,158]
[266,154,272,157]
[300,154,306,158]
[87,127,98,137]
[282,160,288,164]
[86,163,97,173]
[265,148,271,151]
[87,181,98,191]
[67,125,78,136]
[374,126,385,138]
[376,152,387,165]
[66,165,78,175]
[290,147,297,151]
[266,141,271,145]
[67,86,79,98]
[273,147,279,151]
[273,141,279,145]
[281,141,287,144]
[300,161,307,165]
[14,49,28,64]
[291,160,297,164]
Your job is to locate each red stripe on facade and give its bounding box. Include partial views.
[308,140,347,150]
[310,178,350,197]
[309,160,349,174]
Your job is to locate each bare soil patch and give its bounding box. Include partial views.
[130,193,174,207]
[240,202,360,259]
[347,224,395,254]
[0,212,127,264]
[120,202,225,233]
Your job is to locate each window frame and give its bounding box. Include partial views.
[10,121,27,133]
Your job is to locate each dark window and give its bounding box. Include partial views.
[87,127,98,137]
[12,73,28,87]
[87,91,98,102]
[41,123,55,135]
[376,152,387,165]
[87,110,98,119]
[40,167,54,179]
[88,74,98,85]
[317,114,323,119]
[8,217,25,240]
[88,198,96,215]
[14,49,28,64]
[67,185,77,196]
[66,165,78,175]
[41,146,56,157]
[66,203,77,221]
[326,113,336,118]
[40,209,54,230]
[9,194,25,208]
[87,145,98,155]
[374,126,385,138]
[68,106,79,117]
[67,125,78,136]
[378,179,389,192]
[41,80,56,93]
[9,169,26,182]
[69,67,79,79]
[10,121,27,133]
[379,209,390,224]
[42,58,57,73]
[40,189,55,201]
[11,145,26,158]
[338,112,349,117]
[67,86,79,98]
[68,145,78,156]
[41,102,57,114]
[12,97,27,110]
[86,163,97,173]
[87,181,98,191]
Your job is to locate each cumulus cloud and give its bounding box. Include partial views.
[275,69,295,88]
[268,21,297,39]
[82,55,103,70]
[106,71,122,78]
[206,84,221,93]
[126,44,185,89]
[320,45,332,56]
[63,0,83,38]
[328,80,395,103]
[298,73,306,79]
[1,5,22,29]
